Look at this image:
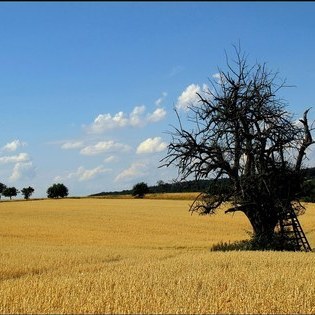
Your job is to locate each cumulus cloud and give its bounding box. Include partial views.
[80,141,130,156]
[61,141,84,149]
[9,161,35,181]
[155,92,167,106]
[104,155,117,163]
[2,140,26,152]
[93,111,128,131]
[76,166,110,181]
[0,153,30,164]
[136,137,167,154]
[55,165,110,182]
[212,72,221,83]
[87,105,166,133]
[129,105,146,127]
[176,83,209,111]
[212,72,226,84]
[176,84,201,111]
[0,148,35,181]
[147,108,167,122]
[293,119,304,128]
[115,162,148,182]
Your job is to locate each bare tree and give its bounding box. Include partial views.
[161,47,314,249]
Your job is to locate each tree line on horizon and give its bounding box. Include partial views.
[0,182,69,200]
[0,183,34,200]
[90,167,315,202]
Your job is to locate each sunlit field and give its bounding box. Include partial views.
[1,196,315,314]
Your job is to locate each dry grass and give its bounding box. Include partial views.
[0,198,315,314]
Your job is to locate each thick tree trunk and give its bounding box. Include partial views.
[225,204,280,248]
[243,208,279,247]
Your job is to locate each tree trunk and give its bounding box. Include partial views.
[243,208,279,248]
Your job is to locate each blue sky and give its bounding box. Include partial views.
[0,2,315,198]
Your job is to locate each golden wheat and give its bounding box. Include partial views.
[0,198,315,314]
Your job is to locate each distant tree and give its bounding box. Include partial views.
[21,186,35,200]
[47,183,69,199]
[157,180,165,186]
[2,187,19,200]
[0,183,7,199]
[156,180,167,193]
[132,182,149,198]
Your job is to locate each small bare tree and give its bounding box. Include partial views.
[161,47,314,249]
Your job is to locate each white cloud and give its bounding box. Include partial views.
[80,141,130,156]
[155,92,167,106]
[87,105,166,133]
[9,161,35,181]
[2,140,26,152]
[93,112,129,131]
[293,119,303,127]
[129,105,146,127]
[115,162,148,182]
[0,150,35,182]
[104,155,117,163]
[61,141,84,149]
[87,106,142,133]
[55,165,111,182]
[176,84,209,111]
[147,108,167,122]
[212,72,227,84]
[136,137,168,154]
[176,84,201,111]
[0,153,30,164]
[76,166,110,181]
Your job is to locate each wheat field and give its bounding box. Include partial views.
[0,196,315,314]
